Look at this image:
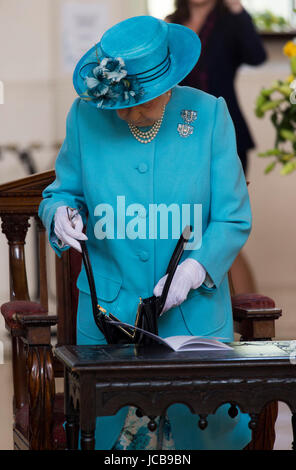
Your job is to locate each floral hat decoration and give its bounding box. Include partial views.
[73,16,202,110]
[80,56,145,109]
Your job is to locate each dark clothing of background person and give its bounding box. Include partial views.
[172,7,267,174]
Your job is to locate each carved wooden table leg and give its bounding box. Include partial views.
[65,413,79,450]
[65,368,79,450]
[79,372,96,451]
[243,403,278,450]
[81,430,95,450]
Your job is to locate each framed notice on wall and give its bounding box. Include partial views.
[61,2,111,73]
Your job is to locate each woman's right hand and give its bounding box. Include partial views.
[54,205,88,253]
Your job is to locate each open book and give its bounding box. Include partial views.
[108,320,232,352]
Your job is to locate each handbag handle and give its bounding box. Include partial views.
[157,225,192,313]
[79,225,192,325]
[79,240,109,338]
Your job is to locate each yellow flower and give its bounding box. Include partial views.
[283,41,296,58]
[286,74,295,84]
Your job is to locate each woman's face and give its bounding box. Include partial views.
[116,91,171,127]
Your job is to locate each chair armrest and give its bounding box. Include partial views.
[0,300,53,337]
[232,293,282,340]
[233,306,282,321]
[1,301,58,450]
[232,292,275,309]
[232,293,282,320]
[15,314,58,343]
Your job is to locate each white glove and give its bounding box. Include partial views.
[153,258,206,314]
[54,205,87,253]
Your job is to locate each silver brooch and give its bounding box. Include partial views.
[181,110,197,124]
[178,109,197,138]
[177,124,194,138]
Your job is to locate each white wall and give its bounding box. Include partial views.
[0,0,148,170]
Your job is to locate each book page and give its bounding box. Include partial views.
[165,336,232,351]
[108,320,232,352]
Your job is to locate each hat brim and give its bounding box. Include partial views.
[73,23,201,110]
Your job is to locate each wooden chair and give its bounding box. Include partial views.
[0,170,282,450]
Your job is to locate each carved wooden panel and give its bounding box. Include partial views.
[27,346,55,450]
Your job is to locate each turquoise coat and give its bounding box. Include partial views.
[39,85,252,449]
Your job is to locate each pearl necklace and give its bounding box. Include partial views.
[128,105,166,144]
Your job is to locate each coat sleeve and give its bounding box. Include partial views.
[38,98,88,258]
[188,96,252,292]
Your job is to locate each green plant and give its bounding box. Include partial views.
[252,10,291,33]
[255,39,296,175]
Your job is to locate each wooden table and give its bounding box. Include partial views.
[55,340,296,450]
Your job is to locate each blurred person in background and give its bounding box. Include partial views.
[167,0,267,294]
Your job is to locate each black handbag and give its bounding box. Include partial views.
[79,225,192,345]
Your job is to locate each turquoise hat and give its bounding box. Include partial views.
[73,15,201,110]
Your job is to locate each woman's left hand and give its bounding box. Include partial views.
[153,258,206,314]
[224,0,243,14]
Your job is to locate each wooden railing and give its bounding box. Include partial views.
[0,170,55,304]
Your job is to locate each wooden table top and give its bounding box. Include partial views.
[55,340,296,372]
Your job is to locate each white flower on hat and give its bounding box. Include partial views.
[99,57,127,83]
[82,56,144,108]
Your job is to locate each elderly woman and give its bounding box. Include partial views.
[39,15,252,450]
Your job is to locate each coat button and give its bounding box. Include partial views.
[137,162,149,173]
[138,251,149,262]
